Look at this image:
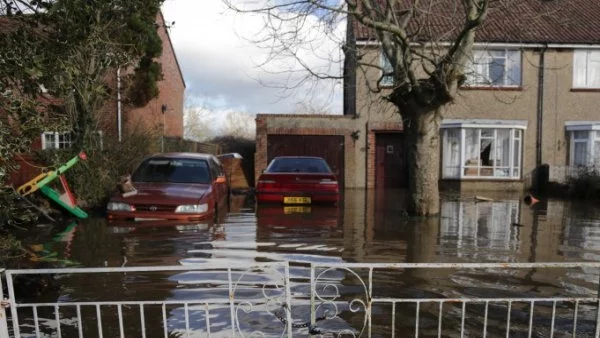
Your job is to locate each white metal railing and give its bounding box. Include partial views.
[1,262,600,337]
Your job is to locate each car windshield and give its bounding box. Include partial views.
[266,157,332,173]
[131,158,211,184]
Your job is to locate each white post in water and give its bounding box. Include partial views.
[0,269,9,338]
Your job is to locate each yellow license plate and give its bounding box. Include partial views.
[284,206,312,214]
[283,196,311,204]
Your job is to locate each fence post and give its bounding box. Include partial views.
[0,269,9,338]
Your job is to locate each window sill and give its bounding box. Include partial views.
[460,86,522,91]
[570,88,600,92]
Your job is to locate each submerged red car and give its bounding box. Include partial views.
[106,153,228,222]
[256,156,339,205]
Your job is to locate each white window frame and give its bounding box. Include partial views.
[573,50,600,89]
[41,131,73,150]
[41,131,103,150]
[566,122,600,166]
[441,119,527,180]
[380,51,394,86]
[464,48,522,87]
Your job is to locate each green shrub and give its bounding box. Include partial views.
[0,187,40,227]
[35,129,161,208]
[0,232,25,266]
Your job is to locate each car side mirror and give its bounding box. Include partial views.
[215,176,227,184]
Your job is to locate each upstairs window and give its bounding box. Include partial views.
[380,51,394,86]
[465,49,521,87]
[573,50,600,89]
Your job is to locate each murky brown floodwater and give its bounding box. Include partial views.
[12,189,600,337]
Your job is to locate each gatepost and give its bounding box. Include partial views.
[0,269,9,338]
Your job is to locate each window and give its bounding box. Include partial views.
[465,49,521,87]
[573,50,600,88]
[131,158,210,184]
[566,122,600,166]
[41,131,103,150]
[441,120,526,179]
[380,51,394,86]
[42,132,73,150]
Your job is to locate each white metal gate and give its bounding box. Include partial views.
[2,262,600,337]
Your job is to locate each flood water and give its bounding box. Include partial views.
[11,189,600,337]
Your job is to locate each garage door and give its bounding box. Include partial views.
[267,135,345,186]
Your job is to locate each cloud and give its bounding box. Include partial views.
[161,0,344,115]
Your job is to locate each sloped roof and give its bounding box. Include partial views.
[157,10,186,89]
[354,0,600,45]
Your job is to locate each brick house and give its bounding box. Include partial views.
[9,11,186,186]
[255,0,600,192]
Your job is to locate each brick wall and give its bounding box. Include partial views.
[124,12,185,139]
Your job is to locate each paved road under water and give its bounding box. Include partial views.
[12,189,600,337]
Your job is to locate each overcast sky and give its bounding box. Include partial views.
[161,0,345,118]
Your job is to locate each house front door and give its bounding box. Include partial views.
[375,133,406,189]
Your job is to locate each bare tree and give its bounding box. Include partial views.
[184,105,218,141]
[223,0,502,215]
[222,111,256,139]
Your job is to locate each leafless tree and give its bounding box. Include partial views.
[222,111,256,140]
[223,0,512,215]
[184,105,218,141]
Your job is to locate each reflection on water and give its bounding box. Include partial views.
[13,190,600,336]
[439,199,521,261]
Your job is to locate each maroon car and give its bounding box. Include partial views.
[256,156,339,205]
[107,153,228,222]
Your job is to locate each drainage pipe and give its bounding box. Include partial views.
[535,45,547,169]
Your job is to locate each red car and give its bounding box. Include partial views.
[256,156,339,205]
[106,153,228,222]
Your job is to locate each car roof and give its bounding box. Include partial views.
[146,152,217,161]
[272,156,325,160]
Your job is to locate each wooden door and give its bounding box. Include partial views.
[375,133,406,188]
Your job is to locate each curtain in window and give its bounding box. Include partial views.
[381,51,394,85]
[507,50,521,86]
[492,129,510,176]
[466,49,521,86]
[574,142,588,166]
[464,129,479,166]
[573,50,600,88]
[443,129,461,178]
[488,50,506,85]
[589,51,600,88]
[594,140,600,166]
[573,51,588,87]
[43,133,56,149]
[513,130,521,177]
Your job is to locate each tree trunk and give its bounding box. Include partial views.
[402,106,443,216]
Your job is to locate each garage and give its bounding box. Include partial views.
[267,135,345,187]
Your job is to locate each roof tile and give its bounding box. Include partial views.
[355,0,600,44]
